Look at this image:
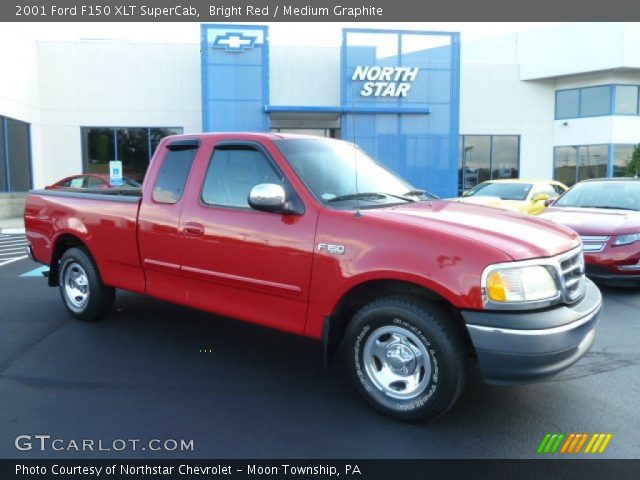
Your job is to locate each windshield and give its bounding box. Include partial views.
[465,182,532,201]
[275,138,423,208]
[554,181,640,211]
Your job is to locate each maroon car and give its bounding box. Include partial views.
[46,174,141,190]
[539,178,640,286]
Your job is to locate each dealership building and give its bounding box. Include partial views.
[1,22,639,208]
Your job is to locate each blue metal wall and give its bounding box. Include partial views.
[342,29,460,198]
[201,25,269,132]
[201,25,460,198]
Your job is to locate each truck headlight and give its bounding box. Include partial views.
[613,233,640,246]
[484,265,558,303]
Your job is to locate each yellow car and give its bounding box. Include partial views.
[456,179,569,215]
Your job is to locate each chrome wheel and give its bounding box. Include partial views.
[62,261,90,311]
[363,325,432,400]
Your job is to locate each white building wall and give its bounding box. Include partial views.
[35,40,201,187]
[553,71,640,147]
[460,62,556,179]
[0,24,42,187]
[3,22,640,191]
[518,23,635,81]
[462,22,640,180]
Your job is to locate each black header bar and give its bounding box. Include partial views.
[3,0,640,22]
[2,459,640,480]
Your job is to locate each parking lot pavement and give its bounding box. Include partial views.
[0,256,639,459]
[0,233,28,267]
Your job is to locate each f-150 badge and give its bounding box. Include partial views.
[317,243,345,255]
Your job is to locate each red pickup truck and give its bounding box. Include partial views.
[24,133,602,422]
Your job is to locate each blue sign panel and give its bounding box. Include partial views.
[201,25,269,132]
[342,29,460,198]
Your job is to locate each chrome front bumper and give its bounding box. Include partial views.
[461,278,602,385]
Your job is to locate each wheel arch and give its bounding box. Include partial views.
[48,233,90,287]
[322,278,473,368]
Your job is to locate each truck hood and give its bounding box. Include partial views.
[368,200,579,260]
[539,207,640,236]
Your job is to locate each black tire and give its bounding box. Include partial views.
[58,247,115,321]
[344,296,467,422]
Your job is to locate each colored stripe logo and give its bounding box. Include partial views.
[537,433,612,454]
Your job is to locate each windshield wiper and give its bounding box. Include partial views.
[327,192,414,204]
[403,189,425,197]
[577,205,637,211]
[327,192,387,203]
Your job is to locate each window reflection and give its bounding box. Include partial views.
[613,145,637,177]
[555,144,614,186]
[458,135,520,193]
[0,116,32,192]
[82,127,183,184]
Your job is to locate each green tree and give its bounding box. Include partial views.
[627,144,640,177]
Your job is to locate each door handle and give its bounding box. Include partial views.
[182,222,205,237]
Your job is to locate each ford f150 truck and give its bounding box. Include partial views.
[24,133,602,422]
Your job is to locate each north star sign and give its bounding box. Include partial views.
[352,66,420,97]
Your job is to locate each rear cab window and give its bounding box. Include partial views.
[152,140,200,204]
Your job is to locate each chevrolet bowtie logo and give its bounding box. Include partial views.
[212,32,257,52]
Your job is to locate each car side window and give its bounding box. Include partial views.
[69,178,85,188]
[201,147,283,209]
[553,184,566,196]
[87,177,106,188]
[533,184,558,198]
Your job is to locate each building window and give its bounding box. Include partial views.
[556,90,580,119]
[615,86,639,115]
[554,144,610,186]
[556,84,640,119]
[81,127,183,183]
[554,146,578,187]
[580,86,611,117]
[612,144,638,177]
[458,135,519,193]
[0,116,32,192]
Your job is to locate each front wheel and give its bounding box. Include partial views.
[58,247,115,321]
[344,296,467,422]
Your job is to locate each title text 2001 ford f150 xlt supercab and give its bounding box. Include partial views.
[24,133,602,422]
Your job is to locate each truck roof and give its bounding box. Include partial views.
[164,132,326,142]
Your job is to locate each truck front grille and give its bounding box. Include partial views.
[558,249,586,302]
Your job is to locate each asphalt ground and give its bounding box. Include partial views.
[0,255,638,459]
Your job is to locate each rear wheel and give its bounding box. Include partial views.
[344,296,467,422]
[58,247,114,321]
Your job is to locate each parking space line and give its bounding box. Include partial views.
[0,255,28,267]
[0,234,29,267]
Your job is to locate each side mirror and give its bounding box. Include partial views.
[461,190,470,197]
[532,193,550,203]
[544,198,556,207]
[249,183,300,215]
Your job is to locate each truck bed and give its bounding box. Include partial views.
[24,188,146,294]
